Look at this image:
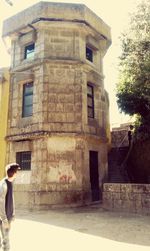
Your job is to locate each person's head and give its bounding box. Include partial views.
[5,163,20,181]
[129,125,134,130]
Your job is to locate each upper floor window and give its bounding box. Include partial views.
[16,151,31,170]
[87,84,94,118]
[86,46,93,62]
[22,82,33,117]
[24,43,35,59]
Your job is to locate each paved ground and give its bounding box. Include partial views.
[9,205,150,251]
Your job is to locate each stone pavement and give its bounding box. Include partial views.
[9,205,150,251]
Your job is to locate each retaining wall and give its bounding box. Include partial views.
[103,183,150,215]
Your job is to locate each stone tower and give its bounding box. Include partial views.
[2,2,111,208]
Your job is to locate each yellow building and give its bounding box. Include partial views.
[0,68,9,179]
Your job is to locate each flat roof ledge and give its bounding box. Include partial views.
[2,1,111,42]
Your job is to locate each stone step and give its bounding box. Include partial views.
[108,147,130,183]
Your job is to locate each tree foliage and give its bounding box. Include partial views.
[116,1,150,130]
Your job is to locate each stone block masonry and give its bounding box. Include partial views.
[3,2,111,208]
[103,183,150,215]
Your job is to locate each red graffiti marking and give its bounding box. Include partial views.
[59,175,72,183]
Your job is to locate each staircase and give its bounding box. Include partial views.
[108,147,130,183]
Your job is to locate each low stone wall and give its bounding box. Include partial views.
[103,183,150,215]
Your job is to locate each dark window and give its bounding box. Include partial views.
[24,43,35,59]
[22,82,33,117]
[16,151,31,170]
[86,47,93,62]
[87,84,94,118]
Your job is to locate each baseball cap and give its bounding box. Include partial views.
[5,163,21,172]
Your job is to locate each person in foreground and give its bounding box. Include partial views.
[0,163,20,251]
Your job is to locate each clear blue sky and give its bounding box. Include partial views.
[0,0,141,126]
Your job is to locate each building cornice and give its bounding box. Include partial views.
[6,130,108,143]
[2,2,111,46]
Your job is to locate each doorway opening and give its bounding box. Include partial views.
[89,151,100,201]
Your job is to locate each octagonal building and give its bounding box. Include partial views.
[3,2,111,208]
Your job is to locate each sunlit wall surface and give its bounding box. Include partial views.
[0,68,9,178]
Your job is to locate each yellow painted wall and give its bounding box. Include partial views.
[0,68,9,179]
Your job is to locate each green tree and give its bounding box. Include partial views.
[116,0,150,136]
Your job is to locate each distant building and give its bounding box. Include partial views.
[2,2,111,208]
[111,123,134,148]
[0,68,10,179]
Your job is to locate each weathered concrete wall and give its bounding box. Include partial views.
[103,183,150,215]
[8,135,108,208]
